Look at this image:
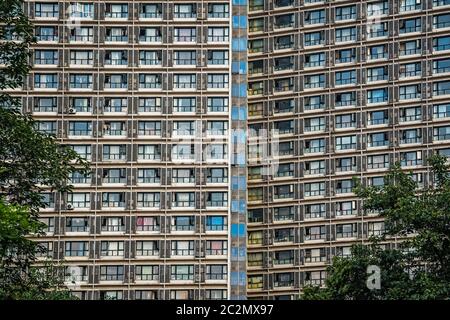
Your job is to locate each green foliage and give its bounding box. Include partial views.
[301,155,450,300]
[0,1,87,299]
[0,108,89,213]
[0,198,76,300]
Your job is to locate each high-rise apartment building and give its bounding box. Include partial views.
[17,0,248,300]
[246,0,450,299]
[11,0,450,300]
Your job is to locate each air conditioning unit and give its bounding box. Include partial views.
[67,203,74,210]
[68,107,76,114]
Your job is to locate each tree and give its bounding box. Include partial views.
[0,0,88,299]
[301,155,450,300]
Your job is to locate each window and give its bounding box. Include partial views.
[434,104,450,119]
[35,50,57,65]
[70,27,93,42]
[207,192,228,207]
[367,67,388,82]
[304,182,325,197]
[274,56,293,71]
[208,97,228,113]
[336,223,357,238]
[304,52,325,68]
[70,50,93,65]
[39,217,55,233]
[136,241,158,256]
[305,117,325,132]
[305,10,325,24]
[138,121,161,136]
[275,35,293,50]
[105,3,128,18]
[174,97,195,112]
[433,36,450,51]
[335,70,356,85]
[69,2,94,18]
[207,168,228,183]
[34,73,57,89]
[137,193,160,208]
[303,250,326,266]
[208,3,229,18]
[35,2,58,17]
[139,97,161,113]
[208,74,229,88]
[35,121,56,135]
[135,266,159,281]
[368,132,389,147]
[138,144,160,160]
[249,18,264,32]
[368,154,389,169]
[103,145,126,160]
[368,22,388,38]
[139,74,161,89]
[174,74,196,89]
[104,74,127,89]
[336,179,354,194]
[101,241,124,257]
[305,31,324,46]
[206,240,227,255]
[171,169,195,185]
[336,157,356,172]
[401,40,421,55]
[174,51,195,65]
[102,192,125,208]
[368,110,388,125]
[336,113,356,128]
[400,128,422,144]
[305,226,326,240]
[69,121,92,136]
[172,144,195,160]
[137,168,160,184]
[274,184,294,199]
[171,265,194,281]
[400,18,421,34]
[336,135,357,150]
[434,13,450,29]
[105,50,127,66]
[433,59,450,74]
[400,0,421,11]
[336,201,357,216]
[368,1,389,16]
[400,62,421,77]
[69,74,92,89]
[400,106,421,122]
[171,241,194,256]
[100,266,124,281]
[174,4,196,19]
[249,0,264,11]
[206,216,227,231]
[208,27,228,42]
[434,81,450,96]
[104,97,126,113]
[305,138,325,153]
[35,26,58,41]
[336,27,357,42]
[336,5,356,21]
[336,48,356,64]
[140,4,162,19]
[305,95,324,111]
[139,27,161,42]
[305,74,325,89]
[172,193,195,208]
[275,14,294,29]
[65,241,88,257]
[400,84,421,100]
[71,145,91,160]
[34,97,56,112]
[368,88,388,103]
[368,45,387,60]
[401,151,422,167]
[136,216,159,232]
